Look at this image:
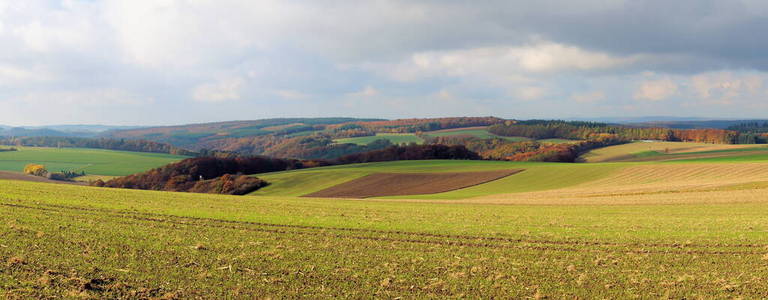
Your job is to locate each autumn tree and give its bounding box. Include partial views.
[23,164,48,177]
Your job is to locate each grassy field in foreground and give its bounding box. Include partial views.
[2,180,768,298]
[334,133,424,145]
[0,147,188,176]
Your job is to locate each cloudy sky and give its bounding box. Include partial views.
[1,0,768,126]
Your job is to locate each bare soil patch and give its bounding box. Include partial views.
[304,170,522,198]
[0,171,84,185]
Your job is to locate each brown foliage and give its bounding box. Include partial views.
[99,156,307,194]
[188,174,268,195]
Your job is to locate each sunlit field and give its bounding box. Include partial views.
[4,154,768,298]
[0,147,188,176]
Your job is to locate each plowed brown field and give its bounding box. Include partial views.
[304,169,522,198]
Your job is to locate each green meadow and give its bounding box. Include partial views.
[422,129,531,141]
[250,160,625,199]
[2,179,768,298]
[0,147,188,176]
[334,133,424,145]
[4,142,768,298]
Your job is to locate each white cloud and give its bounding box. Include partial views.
[4,1,768,123]
[512,42,638,72]
[366,41,642,83]
[5,2,102,53]
[690,72,765,104]
[634,79,678,101]
[347,85,379,97]
[102,0,294,69]
[435,89,455,100]
[515,86,546,100]
[570,90,606,103]
[0,64,52,85]
[273,89,310,100]
[192,78,245,102]
[14,88,153,106]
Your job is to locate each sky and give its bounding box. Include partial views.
[1,0,768,126]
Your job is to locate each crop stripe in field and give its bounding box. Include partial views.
[2,202,766,255]
[6,203,763,256]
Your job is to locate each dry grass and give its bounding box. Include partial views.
[463,162,768,205]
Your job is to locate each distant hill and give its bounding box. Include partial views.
[101,117,507,159]
[568,116,768,129]
[0,124,142,138]
[26,124,142,133]
[622,120,768,129]
[0,127,94,138]
[102,118,387,147]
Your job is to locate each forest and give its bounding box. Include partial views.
[0,136,196,155]
[488,121,740,144]
[424,134,626,162]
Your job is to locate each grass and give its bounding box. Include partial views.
[423,128,530,142]
[580,141,766,162]
[5,141,768,297]
[669,153,768,163]
[0,147,188,176]
[72,175,118,183]
[334,133,424,145]
[3,179,768,298]
[253,157,768,201]
[252,160,626,199]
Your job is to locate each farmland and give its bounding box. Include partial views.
[251,160,625,199]
[0,147,189,176]
[3,171,768,298]
[4,141,768,298]
[334,133,425,145]
[581,141,768,162]
[333,128,575,147]
[422,127,530,141]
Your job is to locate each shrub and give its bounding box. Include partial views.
[23,164,48,177]
[188,174,268,195]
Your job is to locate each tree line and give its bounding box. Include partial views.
[97,144,479,195]
[424,134,627,162]
[326,117,506,134]
[726,122,768,144]
[488,121,740,144]
[0,136,197,155]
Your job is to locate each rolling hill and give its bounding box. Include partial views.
[579,141,768,162]
[101,118,386,147]
[3,159,768,298]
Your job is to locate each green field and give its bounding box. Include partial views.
[334,133,424,145]
[3,172,768,298]
[0,147,189,176]
[580,141,767,163]
[251,160,624,199]
[6,141,768,298]
[422,128,531,142]
[334,129,575,146]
